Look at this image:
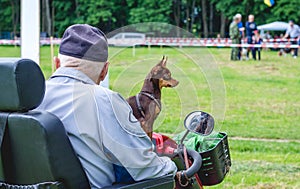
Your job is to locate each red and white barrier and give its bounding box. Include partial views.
[0,37,299,48]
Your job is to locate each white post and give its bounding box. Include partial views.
[21,0,40,64]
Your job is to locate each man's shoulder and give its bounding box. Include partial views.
[93,86,128,108]
[94,87,147,137]
[230,22,236,27]
[94,85,114,93]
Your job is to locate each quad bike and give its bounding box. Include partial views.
[0,58,231,189]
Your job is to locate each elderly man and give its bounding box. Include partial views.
[283,20,300,58]
[230,16,240,60]
[36,24,177,188]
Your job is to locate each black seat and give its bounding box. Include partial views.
[0,58,90,188]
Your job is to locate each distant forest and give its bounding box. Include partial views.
[0,0,299,38]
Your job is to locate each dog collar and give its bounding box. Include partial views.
[135,92,161,118]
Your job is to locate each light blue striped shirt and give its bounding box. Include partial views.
[286,24,300,38]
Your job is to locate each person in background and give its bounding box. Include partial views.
[245,14,257,60]
[254,31,263,60]
[235,13,245,60]
[282,20,300,58]
[229,16,240,61]
[264,31,272,40]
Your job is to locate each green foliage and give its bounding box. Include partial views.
[268,0,300,23]
[1,0,300,37]
[127,0,172,24]
[0,0,19,33]
[124,0,173,34]
[52,1,77,36]
[0,0,12,31]
[53,0,116,36]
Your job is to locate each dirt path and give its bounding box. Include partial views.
[230,136,300,143]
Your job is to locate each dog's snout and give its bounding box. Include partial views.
[171,79,179,87]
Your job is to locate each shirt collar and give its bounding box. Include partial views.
[50,67,96,85]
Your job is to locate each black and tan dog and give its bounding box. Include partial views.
[127,56,179,139]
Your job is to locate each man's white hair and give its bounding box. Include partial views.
[236,13,242,18]
[58,53,105,83]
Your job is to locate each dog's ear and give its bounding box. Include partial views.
[162,56,167,67]
[159,56,167,67]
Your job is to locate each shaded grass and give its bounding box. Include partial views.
[212,140,300,188]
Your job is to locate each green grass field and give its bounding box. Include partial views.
[1,45,299,188]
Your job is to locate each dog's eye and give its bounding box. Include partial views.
[163,75,171,80]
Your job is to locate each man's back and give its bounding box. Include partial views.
[245,21,257,37]
[230,22,239,39]
[37,67,176,188]
[286,24,300,38]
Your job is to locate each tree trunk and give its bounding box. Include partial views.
[189,0,196,32]
[220,12,226,38]
[42,0,45,33]
[75,0,80,18]
[173,0,181,37]
[10,0,20,38]
[185,0,190,32]
[52,2,55,36]
[10,0,15,37]
[45,0,52,36]
[201,0,208,38]
[209,2,213,36]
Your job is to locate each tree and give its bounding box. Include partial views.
[172,0,183,36]
[126,0,173,35]
[200,0,208,37]
[1,0,300,38]
[52,0,76,36]
[0,0,13,34]
[127,0,172,24]
[53,0,116,35]
[41,0,52,36]
[0,0,20,38]
[268,0,300,23]
[209,2,213,36]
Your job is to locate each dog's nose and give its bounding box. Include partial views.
[172,79,179,87]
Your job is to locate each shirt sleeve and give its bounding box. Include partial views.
[95,88,177,181]
[254,23,257,31]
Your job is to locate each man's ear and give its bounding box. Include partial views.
[98,62,109,84]
[53,56,60,69]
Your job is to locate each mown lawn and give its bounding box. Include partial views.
[1,45,299,188]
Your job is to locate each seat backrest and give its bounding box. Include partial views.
[0,58,90,189]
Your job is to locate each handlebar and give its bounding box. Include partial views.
[183,148,202,178]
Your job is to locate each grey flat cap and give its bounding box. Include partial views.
[59,24,108,62]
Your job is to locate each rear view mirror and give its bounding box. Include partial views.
[184,111,214,136]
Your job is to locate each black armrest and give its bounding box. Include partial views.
[103,174,174,189]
